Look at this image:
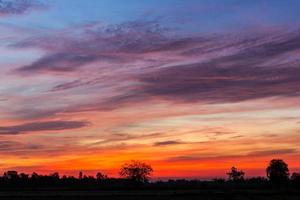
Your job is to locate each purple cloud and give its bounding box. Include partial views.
[0,140,44,152]
[139,30,300,104]
[0,120,89,135]
[167,148,298,162]
[153,140,183,146]
[8,20,300,119]
[13,21,203,73]
[0,0,44,16]
[247,149,297,157]
[18,53,99,72]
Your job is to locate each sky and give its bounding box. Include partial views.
[0,0,300,179]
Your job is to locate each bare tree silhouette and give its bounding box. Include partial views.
[119,160,153,183]
[266,159,289,184]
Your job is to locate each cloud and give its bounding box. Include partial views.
[49,80,86,91]
[167,155,203,162]
[49,78,106,92]
[17,53,123,73]
[153,140,183,146]
[13,20,204,73]
[0,120,89,135]
[166,148,298,162]
[0,0,44,17]
[8,20,300,118]
[247,149,297,157]
[91,132,163,146]
[0,139,81,156]
[0,140,44,153]
[18,53,99,72]
[139,30,300,104]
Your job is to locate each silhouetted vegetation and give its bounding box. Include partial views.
[227,166,245,182]
[119,160,153,183]
[0,159,298,191]
[266,159,289,184]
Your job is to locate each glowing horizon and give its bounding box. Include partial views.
[0,0,300,179]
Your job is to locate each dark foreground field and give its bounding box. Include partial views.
[0,189,299,200]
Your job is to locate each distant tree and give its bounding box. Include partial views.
[19,173,29,180]
[4,171,18,180]
[119,160,153,183]
[50,172,60,179]
[266,159,289,183]
[227,166,245,181]
[79,171,83,180]
[31,172,40,180]
[96,172,107,180]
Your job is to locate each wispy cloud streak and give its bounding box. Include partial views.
[0,120,89,135]
[7,21,300,118]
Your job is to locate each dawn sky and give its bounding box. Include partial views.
[0,0,300,179]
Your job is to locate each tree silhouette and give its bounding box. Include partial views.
[19,173,29,180]
[79,171,83,180]
[96,172,107,180]
[50,172,60,179]
[31,172,40,179]
[227,166,245,181]
[266,159,289,184]
[119,160,153,183]
[4,171,20,181]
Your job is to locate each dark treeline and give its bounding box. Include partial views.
[0,159,299,190]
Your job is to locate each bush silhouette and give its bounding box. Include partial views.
[266,159,289,184]
[119,160,153,183]
[291,172,300,185]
